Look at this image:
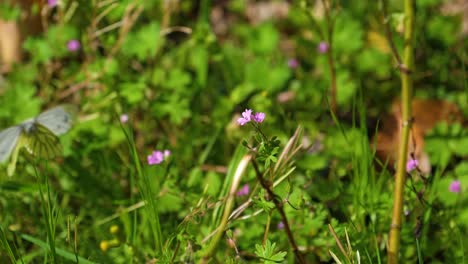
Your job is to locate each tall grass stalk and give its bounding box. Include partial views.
[388,0,415,262]
[200,146,249,263]
[121,125,163,254]
[0,225,19,263]
[33,164,59,264]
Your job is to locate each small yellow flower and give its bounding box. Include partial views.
[100,239,120,252]
[110,225,119,234]
[100,241,110,252]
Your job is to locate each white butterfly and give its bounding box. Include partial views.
[0,105,76,175]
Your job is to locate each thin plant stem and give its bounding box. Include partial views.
[251,159,306,264]
[321,0,338,113]
[33,164,58,264]
[381,0,403,66]
[263,213,272,246]
[304,1,337,113]
[388,0,415,263]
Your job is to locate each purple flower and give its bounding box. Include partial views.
[67,39,81,52]
[449,180,461,193]
[48,0,58,8]
[120,114,129,123]
[317,41,329,54]
[277,221,285,229]
[147,151,164,165]
[236,184,250,196]
[237,109,252,126]
[253,112,265,123]
[406,158,418,172]
[287,58,299,69]
[237,109,266,126]
[147,149,171,165]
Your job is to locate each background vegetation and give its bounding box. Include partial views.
[0,0,467,263]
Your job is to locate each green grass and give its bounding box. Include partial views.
[0,1,467,263]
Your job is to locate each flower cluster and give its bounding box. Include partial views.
[237,109,265,126]
[147,149,171,165]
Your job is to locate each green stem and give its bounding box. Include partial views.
[388,0,415,263]
[321,0,337,113]
[251,160,306,264]
[198,0,211,25]
[34,165,58,264]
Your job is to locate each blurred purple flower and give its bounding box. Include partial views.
[147,151,164,165]
[120,114,129,123]
[253,112,265,123]
[277,221,285,229]
[48,0,58,8]
[449,180,461,193]
[406,158,418,172]
[67,39,81,52]
[147,149,171,165]
[287,58,299,69]
[236,184,250,196]
[237,109,252,126]
[317,41,329,54]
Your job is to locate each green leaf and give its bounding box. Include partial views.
[122,22,162,60]
[190,45,209,87]
[333,14,364,54]
[454,161,468,177]
[247,23,279,54]
[0,3,21,20]
[20,234,99,264]
[453,137,468,156]
[164,68,192,89]
[255,239,287,263]
[23,38,54,64]
[120,81,146,104]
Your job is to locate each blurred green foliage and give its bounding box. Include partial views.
[0,0,466,263]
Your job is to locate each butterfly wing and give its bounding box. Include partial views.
[35,105,76,136]
[21,123,62,159]
[0,126,22,163]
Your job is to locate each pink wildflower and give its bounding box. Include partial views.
[147,151,164,165]
[253,112,265,123]
[120,114,129,123]
[277,221,285,229]
[406,158,418,172]
[449,180,461,193]
[287,58,299,69]
[67,40,81,52]
[147,149,171,165]
[317,41,329,53]
[236,184,250,196]
[48,0,58,8]
[237,109,252,126]
[237,109,266,125]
